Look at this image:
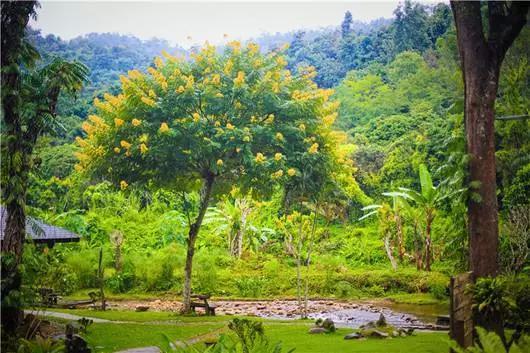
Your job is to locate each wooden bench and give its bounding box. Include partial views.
[39,287,61,306]
[190,294,216,316]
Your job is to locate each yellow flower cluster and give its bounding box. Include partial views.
[141,96,156,107]
[154,56,164,68]
[299,123,306,131]
[103,93,123,107]
[216,159,224,166]
[255,153,266,163]
[114,147,120,153]
[128,70,143,80]
[159,122,170,133]
[211,74,221,85]
[114,118,124,127]
[140,143,148,154]
[224,60,233,75]
[94,98,113,113]
[185,75,194,89]
[226,123,235,130]
[275,56,287,67]
[274,153,283,161]
[265,114,274,124]
[247,42,259,55]
[308,143,319,154]
[291,90,316,101]
[132,118,142,127]
[120,140,132,149]
[287,168,296,177]
[228,40,241,53]
[120,180,128,190]
[147,66,168,91]
[234,71,245,86]
[271,170,283,179]
[322,112,338,126]
[75,136,87,147]
[275,132,284,141]
[193,113,200,122]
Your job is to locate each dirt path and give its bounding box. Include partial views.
[25,309,115,323]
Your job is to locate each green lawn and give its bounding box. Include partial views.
[265,324,449,353]
[45,309,450,353]
[85,323,224,352]
[82,320,449,353]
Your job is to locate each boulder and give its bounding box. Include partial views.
[376,313,387,327]
[135,306,150,312]
[321,318,336,332]
[344,332,363,340]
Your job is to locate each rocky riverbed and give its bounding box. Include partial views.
[105,299,448,330]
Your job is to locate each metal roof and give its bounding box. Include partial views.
[0,206,80,244]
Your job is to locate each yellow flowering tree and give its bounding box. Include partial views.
[76,41,347,312]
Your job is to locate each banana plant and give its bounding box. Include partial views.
[360,189,410,269]
[384,164,465,271]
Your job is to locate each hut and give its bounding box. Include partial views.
[0,206,80,247]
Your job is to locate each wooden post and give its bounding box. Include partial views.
[450,272,474,351]
[98,248,106,311]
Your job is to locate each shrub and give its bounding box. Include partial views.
[234,276,266,298]
[64,249,100,288]
[334,281,354,298]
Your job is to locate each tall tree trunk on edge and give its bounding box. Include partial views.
[450,1,528,278]
[1,1,37,342]
[182,174,215,313]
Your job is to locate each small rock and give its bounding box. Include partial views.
[344,332,363,340]
[308,327,328,334]
[135,306,149,312]
[376,313,387,327]
[368,330,389,338]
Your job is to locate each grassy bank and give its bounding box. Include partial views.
[40,311,449,353]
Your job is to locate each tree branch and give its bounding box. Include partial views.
[488,2,529,62]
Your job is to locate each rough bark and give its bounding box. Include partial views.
[395,212,404,262]
[384,233,398,271]
[424,212,433,271]
[450,1,528,278]
[1,1,37,342]
[181,174,215,313]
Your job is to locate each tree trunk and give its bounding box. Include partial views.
[181,174,215,313]
[424,214,433,272]
[413,221,423,270]
[395,212,404,262]
[1,1,37,342]
[384,233,398,271]
[451,1,528,278]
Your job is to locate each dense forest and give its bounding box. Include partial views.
[13,0,530,303]
[2,1,530,352]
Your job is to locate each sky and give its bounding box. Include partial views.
[30,1,409,47]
